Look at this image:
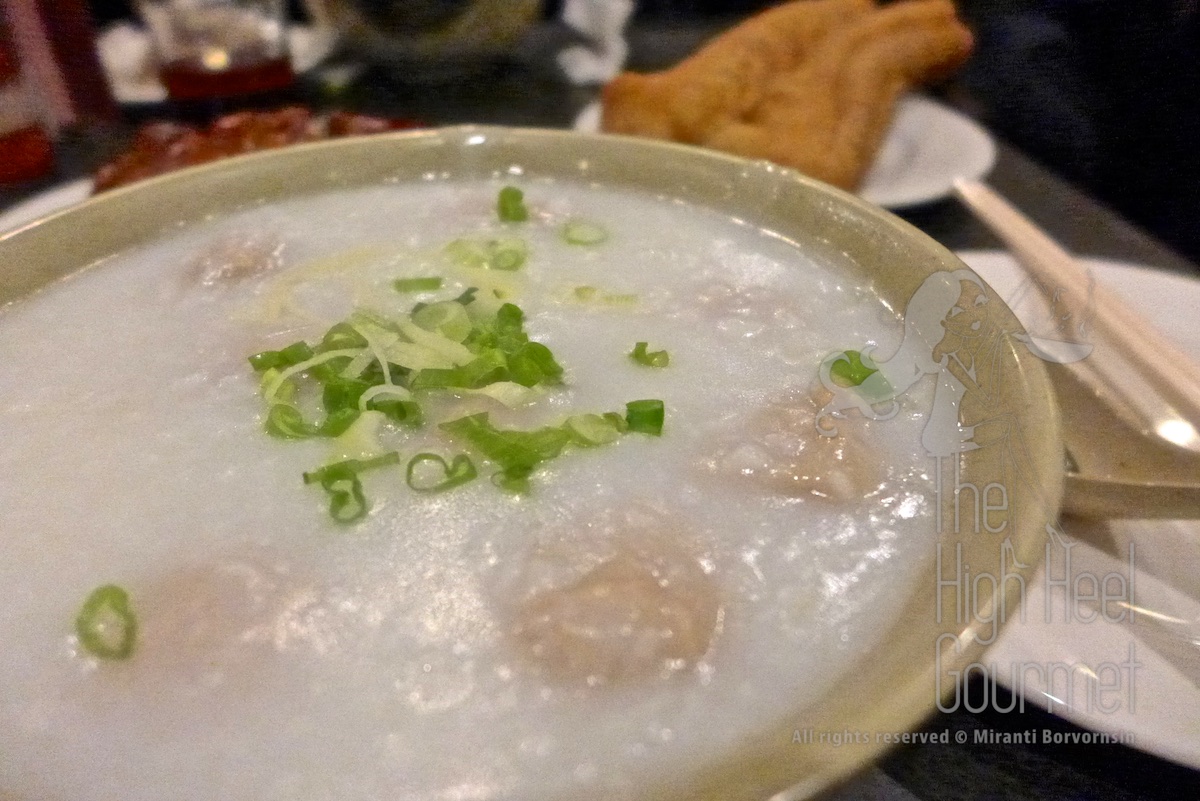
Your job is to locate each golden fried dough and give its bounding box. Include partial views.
[708,0,973,188]
[601,0,874,143]
[600,0,973,190]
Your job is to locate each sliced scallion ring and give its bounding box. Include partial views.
[76,584,137,661]
[561,219,608,246]
[406,453,478,493]
[393,276,444,293]
[497,186,529,222]
[625,399,665,436]
[630,341,670,368]
[303,452,401,524]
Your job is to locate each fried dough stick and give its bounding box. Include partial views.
[601,0,875,143]
[705,0,973,189]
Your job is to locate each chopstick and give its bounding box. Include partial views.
[953,179,1200,434]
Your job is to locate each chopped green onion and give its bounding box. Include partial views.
[565,413,623,446]
[248,340,315,372]
[603,411,630,433]
[412,301,472,342]
[309,355,354,383]
[445,237,529,271]
[441,413,572,492]
[397,320,474,368]
[320,408,362,437]
[452,303,564,389]
[497,186,528,222]
[625,399,665,436]
[507,341,564,387]
[491,302,526,350]
[331,410,388,459]
[393,276,444,293]
[322,376,372,414]
[561,219,608,245]
[828,350,879,388]
[266,403,319,439]
[76,584,136,661]
[279,341,314,364]
[329,476,367,523]
[444,239,490,269]
[339,350,375,381]
[261,348,366,406]
[317,323,369,353]
[630,341,670,368]
[357,382,412,409]
[259,367,295,403]
[406,453,478,493]
[603,293,638,306]
[492,465,535,494]
[571,286,638,306]
[303,452,401,524]
[412,350,508,390]
[489,238,528,271]
[248,286,580,501]
[266,403,360,439]
[302,452,401,485]
[369,397,423,426]
[455,381,542,408]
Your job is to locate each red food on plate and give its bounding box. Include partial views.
[93,107,421,193]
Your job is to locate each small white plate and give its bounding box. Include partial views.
[960,249,1200,769]
[573,94,996,209]
[860,95,996,207]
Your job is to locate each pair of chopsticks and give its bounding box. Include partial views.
[953,179,1200,444]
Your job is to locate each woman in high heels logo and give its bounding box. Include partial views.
[815,267,1091,534]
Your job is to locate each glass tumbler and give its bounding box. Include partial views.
[136,0,293,101]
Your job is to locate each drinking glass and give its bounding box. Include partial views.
[136,0,293,100]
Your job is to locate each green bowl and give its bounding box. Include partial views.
[0,126,1062,800]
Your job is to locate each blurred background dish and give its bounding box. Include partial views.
[326,0,541,79]
[98,21,336,104]
[573,93,997,209]
[134,0,295,100]
[858,94,995,208]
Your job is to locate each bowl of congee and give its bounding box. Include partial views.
[0,128,1062,800]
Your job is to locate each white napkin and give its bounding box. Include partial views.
[558,0,636,85]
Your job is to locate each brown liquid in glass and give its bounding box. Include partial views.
[161,55,294,101]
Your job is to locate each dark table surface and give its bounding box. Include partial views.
[2,20,1198,801]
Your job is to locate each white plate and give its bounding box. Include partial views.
[573,94,996,209]
[98,24,337,106]
[858,95,996,207]
[960,249,1200,769]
